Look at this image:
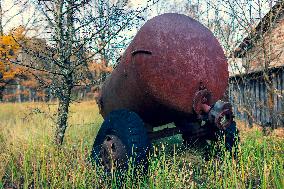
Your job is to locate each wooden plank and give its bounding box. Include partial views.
[264,81,269,124]
[273,74,278,114]
[149,127,180,141]
[233,82,237,114]
[231,83,234,115]
[246,80,253,122]
[277,71,281,114]
[280,69,284,113]
[256,79,260,124]
[272,73,279,126]
[231,83,237,116]
[243,80,247,121]
[260,81,264,124]
[262,77,266,124]
[277,72,281,123]
[240,83,244,119]
[280,70,284,126]
[237,82,241,118]
[253,79,257,122]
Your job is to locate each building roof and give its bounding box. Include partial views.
[233,1,284,58]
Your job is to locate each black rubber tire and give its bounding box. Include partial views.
[91,109,150,171]
[214,121,239,157]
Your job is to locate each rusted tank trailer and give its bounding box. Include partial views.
[92,13,239,170]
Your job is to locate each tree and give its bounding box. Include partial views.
[0,0,35,101]
[9,0,157,145]
[0,26,25,101]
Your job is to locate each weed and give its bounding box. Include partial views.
[0,102,283,188]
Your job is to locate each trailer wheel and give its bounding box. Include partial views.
[213,121,239,157]
[176,120,239,158]
[175,120,215,149]
[91,109,150,171]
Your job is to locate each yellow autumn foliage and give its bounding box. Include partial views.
[88,59,113,79]
[0,26,25,80]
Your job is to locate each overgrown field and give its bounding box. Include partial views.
[0,102,283,189]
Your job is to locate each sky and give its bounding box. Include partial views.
[1,0,275,56]
[1,0,277,74]
[2,0,273,33]
[1,0,186,32]
[1,0,37,33]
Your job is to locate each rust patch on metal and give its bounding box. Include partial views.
[193,89,212,115]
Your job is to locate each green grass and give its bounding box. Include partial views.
[0,102,283,188]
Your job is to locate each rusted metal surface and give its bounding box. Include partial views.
[193,89,233,130]
[193,89,212,115]
[99,13,229,126]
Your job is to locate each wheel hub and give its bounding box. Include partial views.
[99,135,127,170]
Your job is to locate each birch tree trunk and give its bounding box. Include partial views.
[55,81,72,145]
[54,0,75,145]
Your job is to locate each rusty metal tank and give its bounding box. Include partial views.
[98,13,229,127]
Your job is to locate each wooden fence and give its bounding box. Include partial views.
[229,66,284,127]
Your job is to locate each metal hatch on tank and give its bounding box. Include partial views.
[92,13,239,171]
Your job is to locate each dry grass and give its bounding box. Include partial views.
[0,101,283,188]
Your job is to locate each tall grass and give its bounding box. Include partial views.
[0,102,283,188]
